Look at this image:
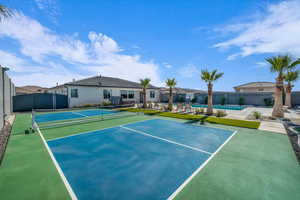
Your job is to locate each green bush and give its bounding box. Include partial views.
[195,108,205,115]
[120,108,260,129]
[178,96,185,103]
[238,97,245,105]
[221,97,226,105]
[191,97,197,103]
[216,110,227,117]
[264,98,274,107]
[204,96,208,104]
[252,111,262,120]
[102,101,112,106]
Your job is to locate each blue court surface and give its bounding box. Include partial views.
[35,109,118,123]
[47,119,235,200]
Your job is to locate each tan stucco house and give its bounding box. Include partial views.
[234,82,287,93]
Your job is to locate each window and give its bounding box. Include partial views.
[128,91,134,99]
[258,88,264,91]
[71,89,78,98]
[103,89,111,99]
[150,91,155,98]
[121,90,128,99]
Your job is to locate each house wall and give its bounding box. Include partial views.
[235,86,288,93]
[53,86,159,107]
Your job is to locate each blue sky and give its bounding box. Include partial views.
[1,0,300,91]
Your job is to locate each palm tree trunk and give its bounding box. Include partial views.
[143,88,147,108]
[168,87,173,110]
[285,82,292,108]
[272,77,284,117]
[207,83,213,115]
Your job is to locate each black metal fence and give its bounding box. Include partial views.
[13,93,68,112]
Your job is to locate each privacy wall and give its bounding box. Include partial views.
[194,91,300,106]
[0,67,15,130]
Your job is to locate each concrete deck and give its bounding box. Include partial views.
[258,121,287,134]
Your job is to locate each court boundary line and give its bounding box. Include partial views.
[167,130,238,200]
[120,126,212,155]
[155,117,238,132]
[46,117,155,142]
[71,111,89,117]
[35,122,78,200]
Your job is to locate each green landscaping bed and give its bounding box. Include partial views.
[118,108,260,129]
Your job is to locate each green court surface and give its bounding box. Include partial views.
[0,114,299,200]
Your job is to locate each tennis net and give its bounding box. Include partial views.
[32,110,139,130]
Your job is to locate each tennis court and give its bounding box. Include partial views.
[34,108,119,123]
[40,118,235,200]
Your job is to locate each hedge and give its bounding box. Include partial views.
[118,108,260,129]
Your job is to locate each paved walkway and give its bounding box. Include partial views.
[258,121,287,134]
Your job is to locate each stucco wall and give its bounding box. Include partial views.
[65,86,159,107]
[0,68,15,129]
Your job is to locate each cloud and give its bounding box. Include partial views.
[162,62,172,69]
[255,62,268,68]
[214,0,300,60]
[178,64,200,78]
[0,12,162,87]
[34,0,59,22]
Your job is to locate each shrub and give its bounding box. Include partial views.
[252,111,262,120]
[195,108,205,115]
[238,97,245,105]
[216,110,227,117]
[178,96,185,103]
[204,96,208,104]
[120,108,260,129]
[191,97,197,103]
[168,104,173,111]
[102,101,112,106]
[264,98,274,107]
[221,97,226,105]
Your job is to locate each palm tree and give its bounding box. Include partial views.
[140,78,151,108]
[201,69,223,115]
[284,70,299,108]
[166,78,177,111]
[266,55,300,117]
[0,5,12,22]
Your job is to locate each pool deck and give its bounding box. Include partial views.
[0,113,299,200]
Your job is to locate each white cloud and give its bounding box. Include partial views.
[214,0,300,60]
[178,64,200,78]
[255,62,268,68]
[0,13,162,87]
[162,62,172,69]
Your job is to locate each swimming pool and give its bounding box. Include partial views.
[192,104,246,110]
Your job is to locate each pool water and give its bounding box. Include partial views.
[192,104,246,110]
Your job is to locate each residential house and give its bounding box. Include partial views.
[159,87,204,103]
[234,82,288,93]
[47,76,159,107]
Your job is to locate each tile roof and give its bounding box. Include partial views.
[64,76,157,89]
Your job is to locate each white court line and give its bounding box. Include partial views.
[72,111,89,117]
[120,126,212,155]
[167,130,238,200]
[34,122,78,200]
[47,118,155,142]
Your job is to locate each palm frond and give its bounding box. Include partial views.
[285,70,300,83]
[0,5,12,22]
[201,69,223,83]
[166,78,177,88]
[140,78,151,88]
[288,58,300,70]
